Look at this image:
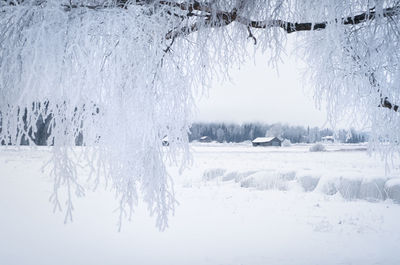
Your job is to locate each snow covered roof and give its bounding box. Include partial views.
[252,137,280,143]
[321,136,334,140]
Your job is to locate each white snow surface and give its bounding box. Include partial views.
[1,143,400,265]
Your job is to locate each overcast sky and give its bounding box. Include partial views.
[194,38,328,127]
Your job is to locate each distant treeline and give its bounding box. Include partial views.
[1,109,367,145]
[189,122,368,143]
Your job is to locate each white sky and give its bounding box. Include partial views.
[194,38,328,127]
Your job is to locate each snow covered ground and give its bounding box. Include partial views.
[1,143,400,265]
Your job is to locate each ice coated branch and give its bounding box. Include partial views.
[238,5,400,33]
[107,2,400,38]
[162,4,400,38]
[5,1,399,36]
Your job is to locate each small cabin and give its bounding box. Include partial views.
[252,137,282,147]
[321,136,334,143]
[199,136,212,143]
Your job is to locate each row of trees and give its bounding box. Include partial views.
[1,119,367,145]
[189,123,368,144]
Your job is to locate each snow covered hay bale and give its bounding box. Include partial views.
[222,171,238,182]
[222,171,256,182]
[337,177,362,200]
[314,177,338,196]
[315,176,363,200]
[384,178,400,203]
[358,178,387,202]
[202,168,226,181]
[240,171,289,191]
[279,171,296,181]
[297,175,320,192]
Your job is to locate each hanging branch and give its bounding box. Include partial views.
[4,1,400,112]
[369,73,399,112]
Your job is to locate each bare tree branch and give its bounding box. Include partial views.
[237,5,400,33]
[163,4,400,38]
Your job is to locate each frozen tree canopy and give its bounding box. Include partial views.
[0,0,399,228]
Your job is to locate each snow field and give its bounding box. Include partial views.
[1,143,400,265]
[185,143,400,203]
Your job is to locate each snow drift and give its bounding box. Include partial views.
[204,168,400,204]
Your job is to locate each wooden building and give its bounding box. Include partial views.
[321,136,334,143]
[252,137,282,147]
[199,136,212,143]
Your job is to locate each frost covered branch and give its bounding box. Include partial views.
[6,1,400,36]
[14,1,397,38]
[164,4,400,39]
[237,5,400,33]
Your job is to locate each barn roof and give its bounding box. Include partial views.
[252,137,280,143]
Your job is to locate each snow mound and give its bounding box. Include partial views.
[314,177,338,195]
[202,168,226,181]
[337,177,362,200]
[281,139,291,147]
[240,171,293,191]
[280,171,297,181]
[201,168,400,205]
[385,178,400,203]
[222,171,256,182]
[297,175,320,192]
[309,143,326,152]
[315,176,399,203]
[359,178,387,202]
